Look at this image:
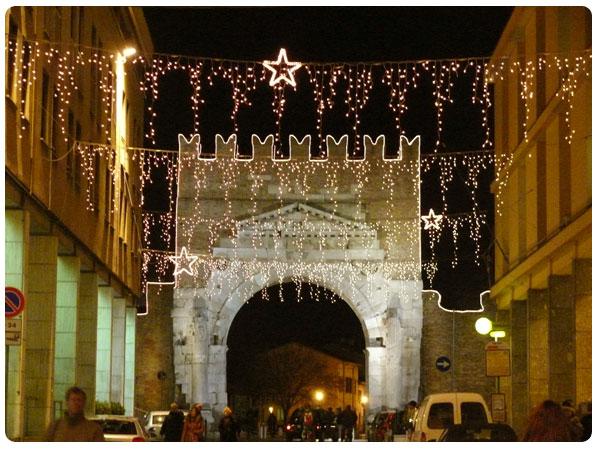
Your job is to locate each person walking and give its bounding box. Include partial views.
[522,400,573,441]
[161,402,185,441]
[219,406,240,441]
[45,386,104,441]
[402,401,418,440]
[181,403,204,441]
[339,405,358,442]
[267,411,277,438]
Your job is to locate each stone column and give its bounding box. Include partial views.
[574,259,591,404]
[54,256,81,412]
[528,289,549,409]
[5,209,29,439]
[510,301,528,434]
[110,297,126,406]
[190,317,210,405]
[25,235,58,437]
[548,275,576,403]
[95,286,113,402]
[208,344,228,412]
[77,272,98,416]
[366,346,386,412]
[124,307,136,415]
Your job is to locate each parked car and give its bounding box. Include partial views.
[143,410,169,441]
[367,410,407,441]
[410,392,492,442]
[90,415,149,442]
[438,423,518,442]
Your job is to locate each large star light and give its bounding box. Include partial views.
[421,209,443,230]
[169,246,198,276]
[263,48,302,87]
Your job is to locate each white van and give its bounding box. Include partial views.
[410,392,492,442]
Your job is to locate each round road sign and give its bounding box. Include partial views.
[5,287,26,318]
[435,356,451,372]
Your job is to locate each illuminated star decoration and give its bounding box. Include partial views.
[421,209,443,230]
[262,48,303,87]
[169,246,198,276]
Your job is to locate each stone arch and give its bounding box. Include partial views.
[214,270,385,349]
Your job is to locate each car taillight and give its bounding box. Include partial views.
[132,436,145,442]
[420,432,427,442]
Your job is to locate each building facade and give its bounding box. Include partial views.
[4,6,152,440]
[489,7,591,434]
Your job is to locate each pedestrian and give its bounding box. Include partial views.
[339,405,358,441]
[522,399,573,441]
[219,406,240,441]
[322,407,335,441]
[561,400,583,441]
[181,403,204,441]
[160,402,185,441]
[45,386,104,441]
[334,407,343,442]
[402,400,418,440]
[267,411,277,437]
[579,401,591,441]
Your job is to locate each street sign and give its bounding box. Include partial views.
[5,287,26,318]
[491,393,507,423]
[5,318,22,346]
[485,342,510,377]
[435,356,451,372]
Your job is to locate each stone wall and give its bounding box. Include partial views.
[135,284,176,413]
[420,291,497,406]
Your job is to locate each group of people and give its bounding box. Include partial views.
[522,399,591,442]
[161,402,241,441]
[299,404,358,441]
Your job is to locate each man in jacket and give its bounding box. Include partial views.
[46,386,104,441]
[160,402,185,441]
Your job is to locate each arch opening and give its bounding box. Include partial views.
[226,281,367,427]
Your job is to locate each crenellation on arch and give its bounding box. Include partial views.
[177,132,420,161]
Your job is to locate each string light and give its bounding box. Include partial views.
[9,35,589,291]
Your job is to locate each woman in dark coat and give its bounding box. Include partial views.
[219,407,240,442]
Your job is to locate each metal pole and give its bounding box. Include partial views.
[452,310,456,392]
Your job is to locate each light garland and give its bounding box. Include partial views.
[10,36,590,293]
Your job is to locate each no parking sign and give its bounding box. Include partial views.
[5,287,26,318]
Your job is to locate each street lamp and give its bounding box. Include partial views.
[475,317,493,335]
[360,395,368,435]
[314,390,324,403]
[268,406,274,414]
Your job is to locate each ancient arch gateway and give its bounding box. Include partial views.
[171,134,424,420]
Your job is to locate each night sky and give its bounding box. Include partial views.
[141,7,513,365]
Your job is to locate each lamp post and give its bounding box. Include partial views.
[360,395,368,436]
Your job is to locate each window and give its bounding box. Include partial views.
[51,88,60,161]
[460,402,488,426]
[7,15,18,97]
[66,110,75,180]
[78,7,85,43]
[345,377,353,394]
[75,122,82,191]
[20,42,31,110]
[427,403,453,429]
[41,71,51,142]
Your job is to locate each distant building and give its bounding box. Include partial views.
[229,342,366,428]
[5,6,152,439]
[489,7,591,434]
